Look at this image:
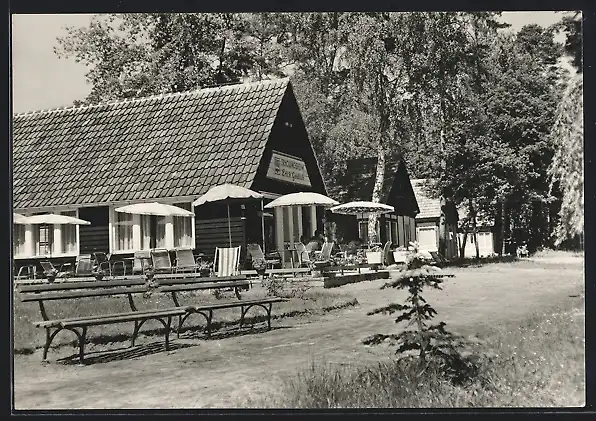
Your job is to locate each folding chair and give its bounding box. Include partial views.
[150,248,173,274]
[132,250,152,275]
[74,254,95,277]
[383,241,396,267]
[214,246,241,277]
[40,261,72,281]
[246,243,280,269]
[295,242,312,267]
[92,251,126,276]
[174,248,200,274]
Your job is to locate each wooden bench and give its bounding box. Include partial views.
[16,275,287,365]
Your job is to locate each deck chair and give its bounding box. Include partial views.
[214,246,241,277]
[74,254,95,277]
[132,250,152,274]
[383,241,396,267]
[40,261,72,280]
[246,243,280,269]
[151,248,173,274]
[429,251,448,267]
[174,248,200,274]
[295,242,312,267]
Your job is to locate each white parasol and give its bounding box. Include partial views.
[264,192,339,209]
[193,184,264,248]
[329,201,394,215]
[115,202,194,217]
[26,213,92,225]
[13,213,30,224]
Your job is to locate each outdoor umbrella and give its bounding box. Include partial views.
[330,201,394,246]
[25,213,92,258]
[26,213,92,225]
[114,202,194,217]
[193,184,264,248]
[13,213,30,224]
[329,201,394,215]
[263,192,339,209]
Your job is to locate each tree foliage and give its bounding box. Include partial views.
[55,13,575,251]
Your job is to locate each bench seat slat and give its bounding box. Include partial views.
[186,297,289,312]
[155,275,247,286]
[20,286,148,302]
[34,307,188,328]
[17,279,147,293]
[158,280,249,293]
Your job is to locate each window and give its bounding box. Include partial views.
[13,224,26,257]
[173,203,193,248]
[34,224,53,256]
[114,212,134,251]
[156,216,167,248]
[358,219,380,244]
[391,221,398,246]
[61,210,77,254]
[140,215,152,250]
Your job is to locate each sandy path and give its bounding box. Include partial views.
[13,261,584,409]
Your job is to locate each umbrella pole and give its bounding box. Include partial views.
[227,204,232,247]
[261,199,266,254]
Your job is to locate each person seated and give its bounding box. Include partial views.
[346,238,363,256]
[305,230,325,253]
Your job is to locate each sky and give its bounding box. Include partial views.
[11,11,575,114]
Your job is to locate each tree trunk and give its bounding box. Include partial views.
[469,198,480,259]
[494,203,503,256]
[437,109,449,257]
[369,141,386,244]
[501,201,508,256]
[459,219,470,259]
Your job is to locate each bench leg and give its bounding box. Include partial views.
[43,328,52,361]
[205,310,213,337]
[176,314,183,339]
[234,287,242,300]
[267,303,273,330]
[131,321,140,348]
[164,317,172,351]
[78,327,88,365]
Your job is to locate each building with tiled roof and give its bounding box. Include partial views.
[329,157,419,247]
[411,178,495,258]
[12,78,329,269]
[410,178,458,258]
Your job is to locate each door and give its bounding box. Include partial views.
[417,226,437,252]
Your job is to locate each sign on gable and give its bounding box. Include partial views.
[266,151,312,187]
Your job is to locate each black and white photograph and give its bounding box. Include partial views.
[10,9,585,411]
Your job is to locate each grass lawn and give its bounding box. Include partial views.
[13,255,584,409]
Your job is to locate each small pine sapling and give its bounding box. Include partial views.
[363,242,482,384]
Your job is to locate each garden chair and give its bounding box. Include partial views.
[40,260,72,281]
[295,242,312,267]
[214,246,241,277]
[151,248,173,274]
[92,251,126,276]
[74,254,95,277]
[174,248,200,274]
[246,243,280,269]
[132,250,152,275]
[383,241,396,267]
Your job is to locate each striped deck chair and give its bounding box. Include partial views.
[214,246,241,277]
[151,248,173,274]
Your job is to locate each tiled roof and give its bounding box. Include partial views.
[12,78,289,210]
[332,158,397,203]
[411,178,441,220]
